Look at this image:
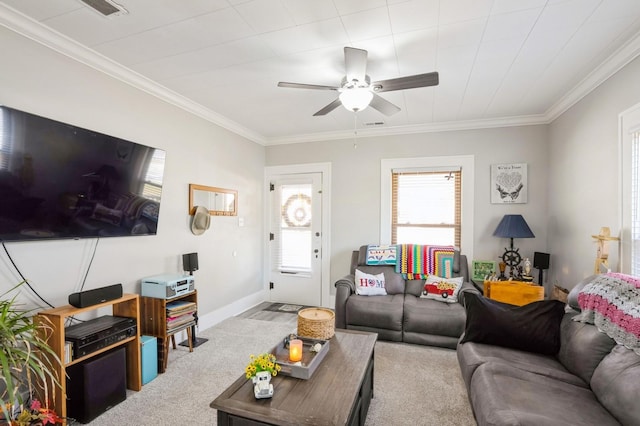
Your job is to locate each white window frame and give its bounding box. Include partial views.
[381,155,474,262]
[619,103,640,274]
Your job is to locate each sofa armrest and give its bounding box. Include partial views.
[334,274,355,329]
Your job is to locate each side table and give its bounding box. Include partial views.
[140,290,197,373]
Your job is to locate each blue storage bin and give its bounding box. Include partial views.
[140,335,158,385]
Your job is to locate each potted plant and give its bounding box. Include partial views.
[0,282,62,424]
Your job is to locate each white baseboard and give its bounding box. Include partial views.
[170,289,268,342]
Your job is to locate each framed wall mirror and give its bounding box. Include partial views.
[189,184,238,216]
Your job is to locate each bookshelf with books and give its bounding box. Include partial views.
[140,290,198,373]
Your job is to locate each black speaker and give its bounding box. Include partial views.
[533,252,550,270]
[66,347,126,423]
[183,252,199,274]
[68,284,123,308]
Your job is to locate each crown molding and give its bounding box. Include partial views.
[544,30,640,123]
[0,3,267,145]
[264,114,549,145]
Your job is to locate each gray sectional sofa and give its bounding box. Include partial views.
[334,245,474,349]
[457,277,640,426]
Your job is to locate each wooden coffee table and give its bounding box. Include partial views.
[211,329,377,426]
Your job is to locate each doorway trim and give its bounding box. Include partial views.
[264,162,332,308]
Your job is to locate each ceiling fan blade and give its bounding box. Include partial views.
[371,72,439,93]
[278,82,339,90]
[369,93,401,116]
[344,47,368,83]
[313,98,342,116]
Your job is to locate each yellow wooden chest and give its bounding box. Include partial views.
[483,280,545,306]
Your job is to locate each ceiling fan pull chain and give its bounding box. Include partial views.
[353,113,358,149]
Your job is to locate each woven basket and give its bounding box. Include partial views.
[297,308,335,340]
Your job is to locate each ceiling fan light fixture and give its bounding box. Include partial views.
[339,88,373,112]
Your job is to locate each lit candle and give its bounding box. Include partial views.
[289,339,303,362]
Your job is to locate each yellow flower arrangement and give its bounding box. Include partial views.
[245,353,281,379]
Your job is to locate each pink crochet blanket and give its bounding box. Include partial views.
[575,272,640,354]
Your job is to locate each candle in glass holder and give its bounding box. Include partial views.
[289,339,303,362]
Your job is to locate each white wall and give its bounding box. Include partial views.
[548,56,640,289]
[265,125,549,293]
[0,27,266,322]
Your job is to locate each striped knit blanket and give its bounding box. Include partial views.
[395,244,455,279]
[575,272,640,354]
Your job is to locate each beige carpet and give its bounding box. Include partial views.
[79,314,475,425]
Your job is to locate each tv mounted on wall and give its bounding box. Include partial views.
[0,105,166,242]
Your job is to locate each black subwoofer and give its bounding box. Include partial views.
[66,347,126,423]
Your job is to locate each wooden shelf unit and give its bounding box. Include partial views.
[36,293,142,422]
[140,290,197,373]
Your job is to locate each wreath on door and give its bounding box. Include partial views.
[282,194,312,227]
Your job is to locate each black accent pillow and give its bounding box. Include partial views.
[460,292,566,355]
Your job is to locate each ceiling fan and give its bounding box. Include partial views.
[277,47,439,117]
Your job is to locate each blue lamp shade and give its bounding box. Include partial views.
[493,214,535,239]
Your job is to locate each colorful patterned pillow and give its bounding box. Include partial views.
[355,269,387,296]
[420,275,464,303]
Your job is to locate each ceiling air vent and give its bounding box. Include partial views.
[79,0,128,17]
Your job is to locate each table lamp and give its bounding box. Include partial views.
[493,214,535,277]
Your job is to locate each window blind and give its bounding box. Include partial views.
[391,169,461,247]
[0,109,10,170]
[632,131,640,275]
[142,149,165,201]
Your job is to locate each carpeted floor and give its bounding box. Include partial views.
[79,309,475,425]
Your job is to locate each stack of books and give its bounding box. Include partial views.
[166,300,197,333]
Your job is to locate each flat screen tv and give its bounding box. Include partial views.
[0,105,166,242]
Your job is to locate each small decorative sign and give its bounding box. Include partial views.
[491,163,527,204]
[472,260,497,281]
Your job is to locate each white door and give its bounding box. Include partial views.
[268,173,322,306]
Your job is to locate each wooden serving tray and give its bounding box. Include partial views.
[270,336,330,380]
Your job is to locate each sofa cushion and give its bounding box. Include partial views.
[591,345,640,425]
[460,292,565,355]
[557,313,616,384]
[354,269,387,296]
[420,275,464,303]
[403,296,466,338]
[457,341,588,392]
[469,362,620,426]
[345,294,404,331]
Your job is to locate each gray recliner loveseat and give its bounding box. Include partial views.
[334,245,475,349]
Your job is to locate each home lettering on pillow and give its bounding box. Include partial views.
[355,269,388,296]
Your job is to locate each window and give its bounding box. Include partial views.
[631,130,640,275]
[0,109,10,171]
[620,103,640,274]
[380,155,474,260]
[141,149,165,201]
[392,169,461,246]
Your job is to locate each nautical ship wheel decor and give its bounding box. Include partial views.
[500,247,522,269]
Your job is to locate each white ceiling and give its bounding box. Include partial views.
[1,0,640,145]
